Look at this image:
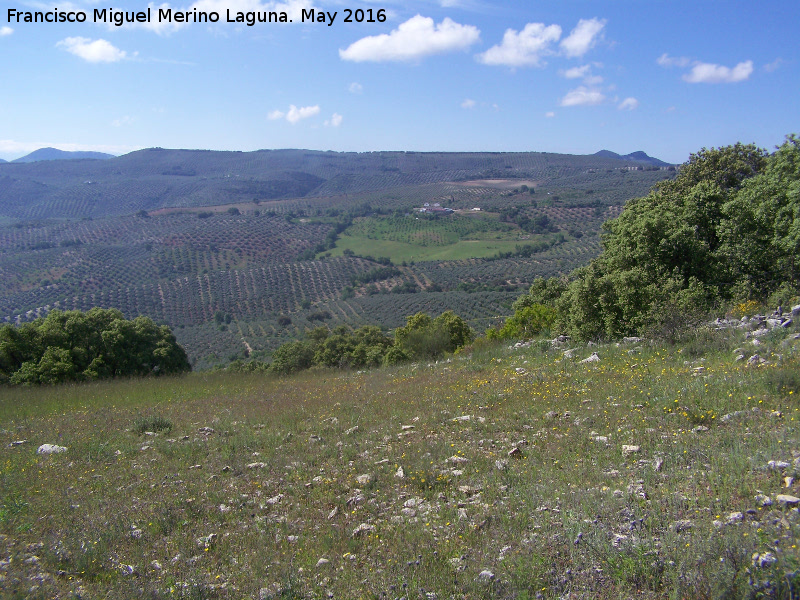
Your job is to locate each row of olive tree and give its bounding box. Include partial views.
[267,311,474,375]
[490,135,800,342]
[0,308,191,385]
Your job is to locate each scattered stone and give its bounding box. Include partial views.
[580,352,600,363]
[653,457,664,472]
[477,570,495,581]
[119,563,137,576]
[756,494,773,507]
[672,520,693,533]
[247,462,266,469]
[316,558,330,568]
[188,464,201,469]
[395,466,405,479]
[327,507,338,520]
[726,512,744,525]
[196,535,217,550]
[622,337,642,344]
[495,459,509,471]
[37,444,67,454]
[785,477,795,488]
[453,415,472,422]
[8,440,26,447]
[150,560,162,571]
[198,427,214,434]
[692,425,709,433]
[401,425,415,431]
[768,460,791,470]
[263,494,284,506]
[448,455,469,465]
[543,411,558,421]
[351,523,375,538]
[286,535,299,543]
[752,552,778,568]
[355,473,373,485]
[401,508,417,517]
[131,528,143,539]
[508,447,523,458]
[776,494,800,507]
[622,445,640,456]
[344,426,359,435]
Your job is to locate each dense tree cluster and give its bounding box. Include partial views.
[267,311,474,375]
[0,308,190,385]
[498,135,800,341]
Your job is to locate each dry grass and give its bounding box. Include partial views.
[1,325,800,599]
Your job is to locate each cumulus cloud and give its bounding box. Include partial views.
[477,22,561,67]
[545,111,555,118]
[324,113,343,127]
[683,60,753,83]
[618,97,639,111]
[560,18,605,58]
[339,15,480,63]
[348,82,363,94]
[657,53,691,68]
[561,64,590,79]
[560,86,605,107]
[56,37,127,62]
[268,104,320,123]
[461,98,476,109]
[1,26,13,36]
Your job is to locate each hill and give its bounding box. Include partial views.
[0,148,673,221]
[593,149,671,167]
[0,148,674,368]
[1,318,798,598]
[11,147,115,163]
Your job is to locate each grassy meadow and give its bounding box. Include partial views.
[2,322,800,599]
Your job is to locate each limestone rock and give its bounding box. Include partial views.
[37,444,67,454]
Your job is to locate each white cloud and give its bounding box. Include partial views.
[348,82,363,94]
[0,26,13,36]
[340,15,480,63]
[561,64,590,79]
[268,104,320,123]
[560,86,605,107]
[560,18,605,58]
[657,53,691,68]
[764,58,783,73]
[325,113,343,127]
[56,37,127,63]
[618,97,639,111]
[112,116,133,127]
[477,22,561,67]
[545,111,555,118]
[461,98,476,109]
[683,60,753,83]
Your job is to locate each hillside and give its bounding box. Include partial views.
[1,317,798,598]
[11,148,115,163]
[0,149,673,368]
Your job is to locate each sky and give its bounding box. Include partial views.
[1,0,798,163]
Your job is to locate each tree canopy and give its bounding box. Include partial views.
[0,308,191,385]
[500,135,800,341]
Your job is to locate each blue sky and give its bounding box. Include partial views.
[1,0,797,163]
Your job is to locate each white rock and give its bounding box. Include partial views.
[580,352,600,363]
[622,445,640,456]
[246,462,266,469]
[37,444,67,454]
[395,466,405,479]
[477,570,495,580]
[316,558,330,568]
[351,523,375,538]
[768,460,790,470]
[355,473,373,485]
[776,494,800,506]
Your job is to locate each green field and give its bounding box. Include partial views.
[321,213,560,262]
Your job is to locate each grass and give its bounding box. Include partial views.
[1,323,799,598]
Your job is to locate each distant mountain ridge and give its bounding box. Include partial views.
[593,149,671,167]
[12,148,115,163]
[0,147,673,221]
